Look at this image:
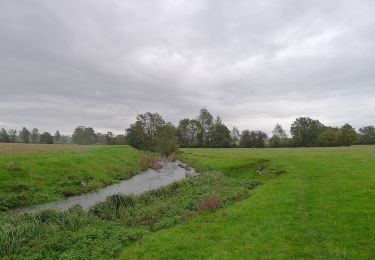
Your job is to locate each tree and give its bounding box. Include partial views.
[126,112,165,151]
[177,118,202,148]
[95,133,106,144]
[230,126,240,147]
[198,108,214,147]
[31,128,39,143]
[269,123,288,147]
[156,122,177,155]
[209,117,231,148]
[54,131,61,143]
[104,131,115,145]
[39,132,54,144]
[72,126,97,145]
[0,128,9,142]
[60,135,70,144]
[127,121,148,150]
[240,130,252,147]
[337,123,358,146]
[290,117,325,146]
[8,129,17,143]
[114,134,127,145]
[358,125,375,144]
[19,127,30,143]
[253,131,268,148]
[240,130,268,148]
[318,129,338,147]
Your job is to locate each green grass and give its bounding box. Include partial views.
[1,145,374,259]
[0,144,147,211]
[121,146,375,259]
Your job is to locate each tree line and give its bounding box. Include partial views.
[126,108,375,153]
[1,108,374,150]
[0,127,67,144]
[0,126,127,146]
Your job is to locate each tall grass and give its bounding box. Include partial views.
[0,217,42,257]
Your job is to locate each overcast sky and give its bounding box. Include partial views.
[1,0,374,135]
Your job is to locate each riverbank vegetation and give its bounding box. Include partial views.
[0,160,265,259]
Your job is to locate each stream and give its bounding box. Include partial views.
[11,160,197,214]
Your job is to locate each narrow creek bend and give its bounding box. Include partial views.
[11,160,197,214]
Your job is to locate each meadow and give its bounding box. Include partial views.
[0,144,264,259]
[121,146,375,259]
[0,144,374,259]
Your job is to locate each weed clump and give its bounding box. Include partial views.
[139,156,162,170]
[167,153,176,162]
[197,194,222,212]
[7,161,22,172]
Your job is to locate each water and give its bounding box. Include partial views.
[11,160,197,214]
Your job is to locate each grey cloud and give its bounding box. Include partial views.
[0,0,374,135]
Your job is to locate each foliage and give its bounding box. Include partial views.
[7,129,17,143]
[358,125,375,144]
[177,118,203,147]
[290,117,325,146]
[54,130,61,143]
[126,112,165,151]
[337,123,358,146]
[39,132,54,144]
[104,131,116,145]
[269,123,288,147]
[318,128,338,146]
[155,123,177,155]
[72,126,97,145]
[19,127,30,143]
[240,130,268,148]
[104,132,127,145]
[0,128,9,143]
[209,117,231,148]
[198,107,214,147]
[31,128,39,143]
[230,126,240,147]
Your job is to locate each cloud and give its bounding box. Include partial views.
[0,0,374,135]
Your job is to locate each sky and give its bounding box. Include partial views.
[1,0,374,135]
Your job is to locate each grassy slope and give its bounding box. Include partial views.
[0,144,145,210]
[121,146,375,259]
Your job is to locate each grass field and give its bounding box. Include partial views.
[0,143,147,211]
[1,145,374,259]
[0,144,265,259]
[121,146,375,259]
